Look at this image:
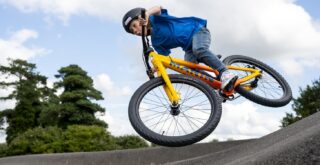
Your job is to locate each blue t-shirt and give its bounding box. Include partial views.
[149,9,207,55]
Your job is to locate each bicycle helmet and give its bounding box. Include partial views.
[122,7,145,33]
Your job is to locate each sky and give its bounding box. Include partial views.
[0,0,320,143]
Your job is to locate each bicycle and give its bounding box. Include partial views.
[128,9,292,147]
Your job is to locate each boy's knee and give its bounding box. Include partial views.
[192,47,209,56]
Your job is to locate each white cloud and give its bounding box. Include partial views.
[204,101,283,141]
[94,73,132,97]
[0,29,49,66]
[0,28,48,108]
[0,87,16,110]
[0,131,6,143]
[278,58,304,76]
[0,29,48,143]
[97,110,136,136]
[10,29,38,43]
[2,0,320,76]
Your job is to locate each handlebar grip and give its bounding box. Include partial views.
[141,9,146,19]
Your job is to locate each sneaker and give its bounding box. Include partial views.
[220,70,238,91]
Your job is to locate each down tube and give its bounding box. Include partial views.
[163,61,221,89]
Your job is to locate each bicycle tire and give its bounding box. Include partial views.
[223,55,292,107]
[128,74,222,147]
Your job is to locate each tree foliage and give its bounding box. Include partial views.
[281,78,320,127]
[0,59,53,143]
[0,61,149,156]
[0,143,7,157]
[6,125,118,156]
[4,126,149,156]
[49,65,107,128]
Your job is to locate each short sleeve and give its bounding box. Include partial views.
[160,9,168,16]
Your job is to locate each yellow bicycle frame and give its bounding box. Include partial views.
[149,51,262,104]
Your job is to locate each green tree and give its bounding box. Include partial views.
[281,78,320,127]
[52,65,107,128]
[0,59,52,143]
[115,135,149,149]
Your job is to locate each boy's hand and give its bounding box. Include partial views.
[138,12,149,26]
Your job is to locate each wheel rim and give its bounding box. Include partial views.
[137,81,213,137]
[228,60,287,101]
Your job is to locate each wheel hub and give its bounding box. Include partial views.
[170,104,180,116]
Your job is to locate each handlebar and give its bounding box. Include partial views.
[140,9,155,79]
[141,9,147,52]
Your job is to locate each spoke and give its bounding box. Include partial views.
[179,114,207,125]
[182,99,210,111]
[180,112,200,131]
[143,97,167,107]
[181,106,211,115]
[141,100,167,108]
[180,90,203,105]
[261,80,283,96]
[181,107,211,111]
[165,116,175,136]
[260,80,279,99]
[173,116,179,136]
[159,114,173,135]
[138,81,215,137]
[173,116,189,135]
[143,111,168,124]
[257,84,268,98]
[180,84,192,106]
[156,86,171,105]
[150,88,169,106]
[150,113,170,130]
[140,107,166,113]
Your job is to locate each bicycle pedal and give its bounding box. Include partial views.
[224,76,238,92]
[218,90,234,102]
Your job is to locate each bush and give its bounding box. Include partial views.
[0,143,8,157]
[7,127,64,155]
[63,125,118,152]
[6,125,118,156]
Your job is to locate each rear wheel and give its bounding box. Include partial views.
[129,74,222,147]
[223,55,292,107]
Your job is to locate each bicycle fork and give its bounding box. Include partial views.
[151,54,181,105]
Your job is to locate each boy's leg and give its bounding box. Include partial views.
[191,27,226,76]
[184,50,199,64]
[192,27,237,90]
[184,50,214,78]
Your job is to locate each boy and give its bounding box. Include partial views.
[122,6,237,90]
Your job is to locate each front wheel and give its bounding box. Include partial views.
[223,55,292,107]
[128,74,222,147]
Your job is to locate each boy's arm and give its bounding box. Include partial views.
[140,6,162,26]
[146,6,162,16]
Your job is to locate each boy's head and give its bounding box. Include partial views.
[122,7,145,34]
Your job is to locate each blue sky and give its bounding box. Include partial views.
[0,0,320,143]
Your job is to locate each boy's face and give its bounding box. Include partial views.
[129,19,147,36]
